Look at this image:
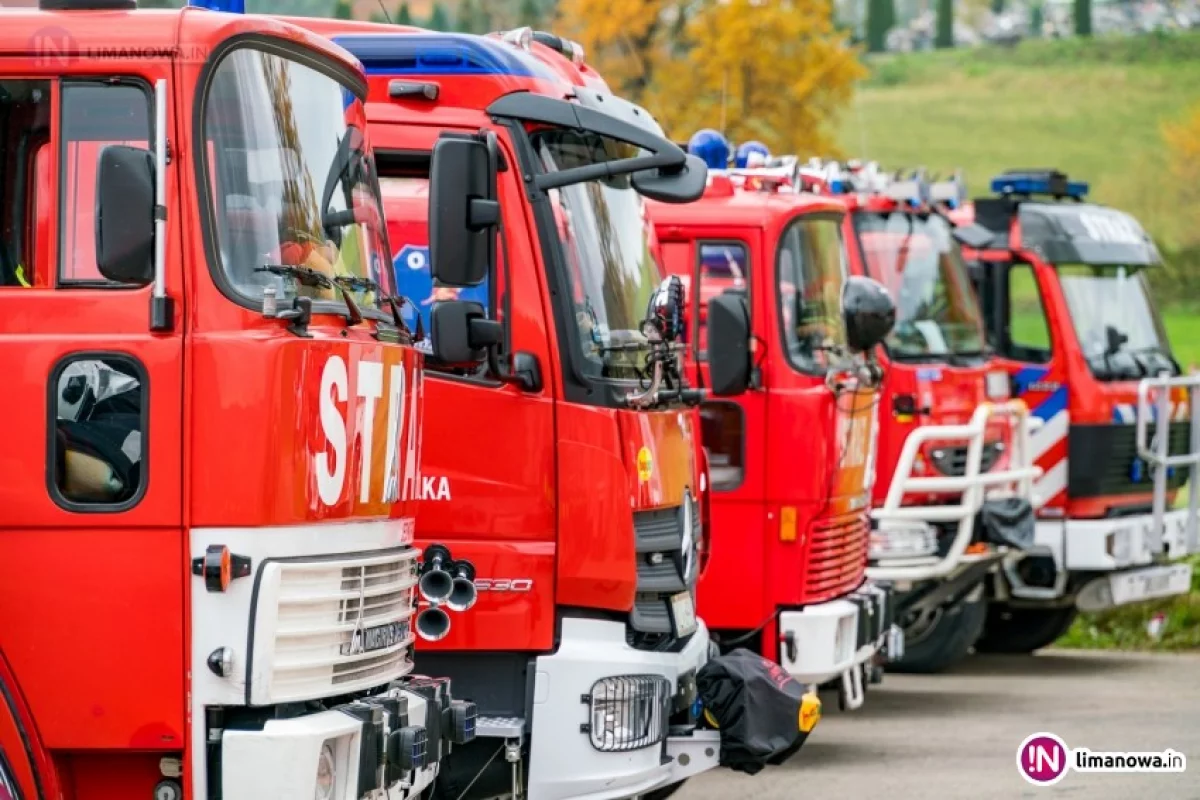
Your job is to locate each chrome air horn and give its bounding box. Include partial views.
[418,544,454,604]
[415,606,452,642]
[447,560,478,612]
[416,544,479,641]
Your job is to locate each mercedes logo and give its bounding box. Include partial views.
[679,490,697,584]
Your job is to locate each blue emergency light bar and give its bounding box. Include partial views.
[990,170,1089,199]
[188,0,245,12]
[333,33,553,78]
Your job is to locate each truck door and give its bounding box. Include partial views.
[0,77,186,757]
[375,127,558,655]
[977,259,1069,510]
[677,234,769,630]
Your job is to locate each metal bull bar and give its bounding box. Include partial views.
[868,400,1042,581]
[1136,372,1200,555]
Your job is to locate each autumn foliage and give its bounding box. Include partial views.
[557,0,865,157]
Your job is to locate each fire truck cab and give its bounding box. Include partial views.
[957,170,1198,653]
[0,2,483,799]
[280,20,787,800]
[727,155,1042,673]
[648,130,902,712]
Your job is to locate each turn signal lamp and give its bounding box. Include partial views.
[985,370,1011,400]
[780,506,798,542]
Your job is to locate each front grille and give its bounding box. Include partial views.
[803,512,868,603]
[266,549,419,703]
[929,442,1002,477]
[1068,422,1191,500]
[630,495,701,639]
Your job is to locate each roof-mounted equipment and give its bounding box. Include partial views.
[989,169,1088,201]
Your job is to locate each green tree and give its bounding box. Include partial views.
[518,0,542,27]
[397,1,413,24]
[936,0,954,47]
[866,0,891,52]
[333,0,353,19]
[1074,0,1092,35]
[1030,1,1044,34]
[457,0,481,31]
[427,1,451,29]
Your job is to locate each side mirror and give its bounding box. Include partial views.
[843,275,896,353]
[631,154,709,204]
[430,300,498,365]
[95,144,155,285]
[951,222,996,251]
[429,135,499,287]
[707,290,752,397]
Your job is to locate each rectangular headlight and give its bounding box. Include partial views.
[870,523,938,560]
[585,675,672,752]
[986,370,1011,400]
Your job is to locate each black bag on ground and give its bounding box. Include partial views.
[696,648,821,775]
[974,496,1035,550]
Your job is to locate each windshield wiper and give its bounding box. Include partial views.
[256,264,363,327]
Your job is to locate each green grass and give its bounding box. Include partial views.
[838,31,1200,257]
[1057,555,1200,651]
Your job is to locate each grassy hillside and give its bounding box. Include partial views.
[838,33,1200,260]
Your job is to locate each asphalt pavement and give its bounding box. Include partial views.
[677,650,1200,799]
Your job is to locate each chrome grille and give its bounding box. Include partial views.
[630,494,701,636]
[803,512,869,603]
[266,548,419,703]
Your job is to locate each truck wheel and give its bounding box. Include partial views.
[974,604,1078,654]
[888,598,987,674]
[641,780,687,800]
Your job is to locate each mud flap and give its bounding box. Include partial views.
[695,649,821,775]
[975,497,1035,550]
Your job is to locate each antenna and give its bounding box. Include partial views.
[376,0,393,24]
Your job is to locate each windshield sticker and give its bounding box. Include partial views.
[391,244,490,342]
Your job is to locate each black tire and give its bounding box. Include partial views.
[888,598,987,674]
[642,781,687,800]
[974,604,1079,654]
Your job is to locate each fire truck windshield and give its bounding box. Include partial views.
[1058,264,1176,377]
[201,48,392,316]
[530,127,663,380]
[854,212,986,361]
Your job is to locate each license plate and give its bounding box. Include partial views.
[669,591,698,638]
[1109,563,1193,606]
[340,620,409,656]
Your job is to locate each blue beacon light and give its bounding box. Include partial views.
[989,171,1089,199]
[688,129,731,171]
[188,0,245,12]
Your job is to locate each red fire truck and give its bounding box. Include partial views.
[954,170,1198,653]
[722,155,1042,673]
[785,160,1042,673]
[646,130,902,712]
[282,19,785,800]
[0,2,486,798]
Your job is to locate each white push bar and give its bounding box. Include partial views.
[868,400,1042,581]
[1135,372,1200,555]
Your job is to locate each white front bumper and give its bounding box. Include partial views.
[1033,510,1195,572]
[777,583,895,685]
[221,695,437,800]
[526,617,717,800]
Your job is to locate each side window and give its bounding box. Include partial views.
[699,401,745,492]
[777,216,848,374]
[49,355,147,511]
[60,81,151,284]
[1005,264,1052,362]
[0,80,51,287]
[696,241,749,361]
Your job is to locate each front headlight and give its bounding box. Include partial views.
[586,675,672,752]
[870,522,938,560]
[315,740,336,800]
